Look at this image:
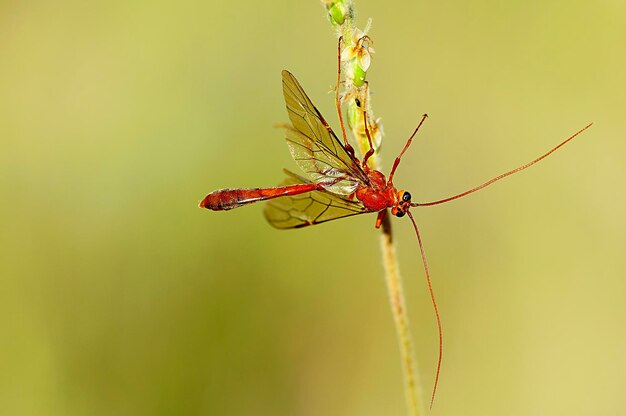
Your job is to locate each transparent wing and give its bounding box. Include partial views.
[282,70,370,195]
[264,169,372,229]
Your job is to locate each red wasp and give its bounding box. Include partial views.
[200,64,592,407]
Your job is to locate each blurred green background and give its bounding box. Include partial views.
[1,1,625,415]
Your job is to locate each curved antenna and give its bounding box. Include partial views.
[407,210,442,410]
[414,122,593,207]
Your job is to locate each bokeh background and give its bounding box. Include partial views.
[1,1,625,415]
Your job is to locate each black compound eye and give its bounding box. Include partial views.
[402,192,411,202]
[395,210,405,218]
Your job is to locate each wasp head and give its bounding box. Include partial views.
[391,190,412,218]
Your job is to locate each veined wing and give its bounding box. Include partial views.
[264,169,372,229]
[282,70,370,195]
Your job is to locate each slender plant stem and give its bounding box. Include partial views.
[322,2,424,414]
[380,214,423,416]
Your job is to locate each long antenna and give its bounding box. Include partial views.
[414,122,593,207]
[407,210,442,410]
